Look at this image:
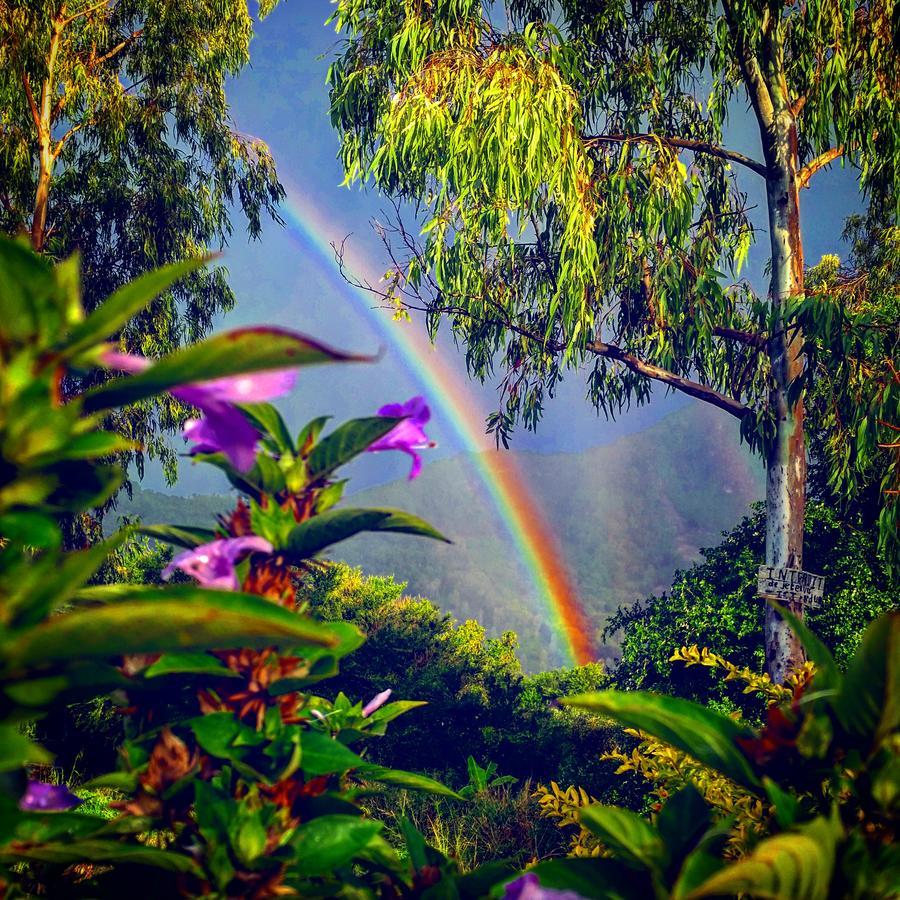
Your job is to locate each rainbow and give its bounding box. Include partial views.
[278,180,595,666]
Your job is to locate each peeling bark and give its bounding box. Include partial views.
[760,64,808,684]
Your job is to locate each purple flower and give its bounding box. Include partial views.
[367,396,435,480]
[162,536,273,590]
[101,352,297,472]
[361,689,392,717]
[504,874,587,900]
[19,781,83,812]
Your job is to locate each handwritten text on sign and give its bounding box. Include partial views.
[757,566,825,608]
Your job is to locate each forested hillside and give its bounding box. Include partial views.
[116,402,763,669]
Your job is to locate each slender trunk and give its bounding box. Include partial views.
[30,10,64,252]
[762,107,807,684]
[31,149,53,252]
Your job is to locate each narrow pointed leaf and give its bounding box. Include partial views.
[563,690,760,788]
[238,402,294,454]
[61,257,207,358]
[83,328,374,412]
[284,507,449,561]
[137,524,219,549]
[1,586,337,671]
[579,804,666,871]
[361,765,462,799]
[307,416,403,479]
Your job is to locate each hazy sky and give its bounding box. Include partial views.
[146,2,862,494]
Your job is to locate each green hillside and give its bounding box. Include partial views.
[114,403,763,670]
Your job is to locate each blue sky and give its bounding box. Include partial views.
[145,1,862,494]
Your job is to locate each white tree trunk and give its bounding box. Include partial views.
[763,110,807,684]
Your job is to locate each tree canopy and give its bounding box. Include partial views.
[327,1,899,583]
[0,0,284,477]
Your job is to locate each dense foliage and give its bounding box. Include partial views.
[327,0,899,688]
[608,502,897,715]
[0,239,502,897]
[302,563,616,795]
[0,0,285,479]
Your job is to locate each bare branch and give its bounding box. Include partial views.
[712,325,766,349]
[22,73,41,134]
[61,0,109,28]
[91,29,143,69]
[582,340,750,418]
[582,132,770,178]
[798,146,844,188]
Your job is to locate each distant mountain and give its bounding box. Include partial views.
[113,403,764,671]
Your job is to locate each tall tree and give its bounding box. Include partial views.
[0,0,284,477]
[327,0,899,681]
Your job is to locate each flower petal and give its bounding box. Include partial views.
[361,689,392,717]
[19,781,82,812]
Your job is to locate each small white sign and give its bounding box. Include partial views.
[757,565,825,608]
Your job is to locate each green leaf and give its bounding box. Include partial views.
[686,812,841,900]
[83,328,373,412]
[307,416,403,480]
[0,724,53,771]
[361,765,462,799]
[292,814,382,876]
[300,730,366,775]
[655,786,712,867]
[144,651,241,679]
[189,713,265,759]
[0,511,60,549]
[238,402,294,454]
[137,524,219,549]
[835,610,900,741]
[1,586,337,671]
[579,804,666,871]
[285,507,449,561]
[563,691,760,789]
[0,839,203,876]
[61,257,207,358]
[770,603,840,692]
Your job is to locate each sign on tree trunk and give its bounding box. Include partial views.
[757,565,825,608]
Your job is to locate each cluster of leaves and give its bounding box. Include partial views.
[608,501,897,717]
[300,562,616,796]
[521,607,899,898]
[0,0,286,481]
[532,782,602,859]
[0,238,530,898]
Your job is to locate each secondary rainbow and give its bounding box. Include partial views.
[278,180,595,666]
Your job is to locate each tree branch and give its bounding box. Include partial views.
[61,0,109,28]
[712,325,766,349]
[798,146,844,188]
[22,73,41,134]
[91,29,143,69]
[582,132,770,178]
[581,340,750,418]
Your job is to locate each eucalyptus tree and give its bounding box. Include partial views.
[0,0,285,477]
[327,0,899,681]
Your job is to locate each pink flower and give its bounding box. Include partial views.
[162,536,273,590]
[19,781,82,812]
[367,396,435,480]
[361,689,392,717]
[101,352,297,471]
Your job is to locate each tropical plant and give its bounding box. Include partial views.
[515,607,899,899]
[327,0,900,680]
[0,237,526,897]
[608,501,897,716]
[0,0,286,482]
[300,562,615,795]
[459,757,518,799]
